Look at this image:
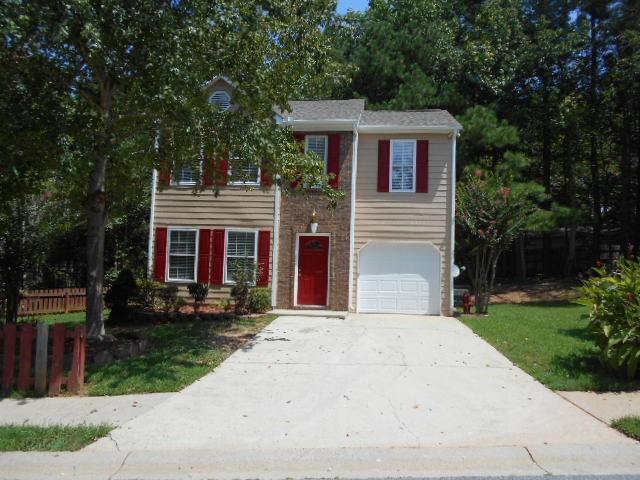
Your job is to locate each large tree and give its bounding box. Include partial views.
[3,0,342,337]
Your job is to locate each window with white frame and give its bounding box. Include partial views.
[229,157,260,185]
[390,140,416,192]
[168,229,197,281]
[305,135,328,170]
[225,230,258,284]
[173,165,198,186]
[209,90,231,111]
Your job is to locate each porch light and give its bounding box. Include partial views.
[309,210,319,233]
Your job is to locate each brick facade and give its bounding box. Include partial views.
[276,132,353,310]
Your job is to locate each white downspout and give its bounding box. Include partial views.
[449,130,458,315]
[271,178,282,307]
[147,168,158,278]
[348,120,360,312]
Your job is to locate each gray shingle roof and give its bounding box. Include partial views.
[360,110,462,129]
[284,99,365,121]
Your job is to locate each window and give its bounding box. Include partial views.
[173,165,198,186]
[168,229,197,281]
[305,135,328,170]
[225,230,258,284]
[209,90,231,111]
[390,140,416,192]
[229,157,260,185]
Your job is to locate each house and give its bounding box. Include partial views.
[147,78,461,315]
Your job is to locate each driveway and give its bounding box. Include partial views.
[88,314,632,452]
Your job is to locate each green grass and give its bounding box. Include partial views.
[460,302,640,392]
[611,416,640,441]
[86,314,276,396]
[0,424,112,451]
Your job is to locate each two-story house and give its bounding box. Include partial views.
[147,78,461,316]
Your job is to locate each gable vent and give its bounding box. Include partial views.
[209,90,231,111]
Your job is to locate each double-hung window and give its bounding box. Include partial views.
[168,229,197,281]
[305,135,328,171]
[229,156,260,185]
[225,230,258,284]
[390,140,416,192]
[173,165,198,186]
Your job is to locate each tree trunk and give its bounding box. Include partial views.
[516,234,527,281]
[563,122,577,276]
[589,14,602,262]
[620,107,632,256]
[541,74,553,276]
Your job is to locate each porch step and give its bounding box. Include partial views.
[270,309,348,319]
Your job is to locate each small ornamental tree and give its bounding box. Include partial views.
[456,158,546,314]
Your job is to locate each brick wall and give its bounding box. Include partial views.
[277,132,353,310]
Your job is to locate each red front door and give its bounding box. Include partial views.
[297,235,329,306]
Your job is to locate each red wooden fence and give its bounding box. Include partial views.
[0,323,86,396]
[0,288,86,316]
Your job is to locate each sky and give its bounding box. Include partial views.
[337,0,369,14]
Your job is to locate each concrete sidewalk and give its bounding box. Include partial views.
[557,391,640,423]
[87,314,633,451]
[2,444,640,479]
[0,393,172,426]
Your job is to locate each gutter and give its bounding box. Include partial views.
[147,168,158,278]
[347,119,360,312]
[357,125,460,134]
[281,118,357,132]
[271,177,282,307]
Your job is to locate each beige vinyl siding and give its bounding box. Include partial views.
[353,133,453,315]
[154,186,275,303]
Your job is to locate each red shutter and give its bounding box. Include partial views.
[203,159,214,186]
[210,229,225,285]
[377,139,390,192]
[154,227,168,281]
[416,140,429,193]
[292,133,306,189]
[197,229,212,283]
[327,134,341,189]
[158,162,171,187]
[215,159,229,186]
[257,231,271,287]
[261,164,273,187]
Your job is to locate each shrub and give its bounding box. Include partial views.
[136,278,162,310]
[580,257,640,378]
[158,284,179,313]
[229,260,259,315]
[188,283,209,312]
[104,269,139,321]
[248,288,272,313]
[218,297,232,313]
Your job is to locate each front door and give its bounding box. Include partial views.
[296,235,329,306]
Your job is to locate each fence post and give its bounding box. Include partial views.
[63,291,69,313]
[2,324,17,393]
[34,323,49,395]
[48,324,66,396]
[67,325,86,393]
[18,324,35,391]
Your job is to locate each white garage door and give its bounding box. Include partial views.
[357,242,441,315]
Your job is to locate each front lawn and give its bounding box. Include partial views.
[611,416,640,441]
[461,302,640,391]
[86,314,276,395]
[0,424,112,451]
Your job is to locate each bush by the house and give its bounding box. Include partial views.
[230,260,259,315]
[104,269,139,321]
[188,283,209,312]
[580,257,640,378]
[248,288,272,313]
[158,284,180,312]
[136,278,162,310]
[218,297,232,312]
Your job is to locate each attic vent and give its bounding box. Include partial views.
[209,90,231,111]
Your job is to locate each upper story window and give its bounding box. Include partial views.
[390,140,416,192]
[305,135,328,170]
[225,230,258,284]
[174,165,198,186]
[229,157,260,185]
[209,90,231,111]
[168,229,197,282]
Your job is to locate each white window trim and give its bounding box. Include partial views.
[223,229,259,285]
[305,135,328,174]
[166,227,199,283]
[389,139,417,193]
[171,161,202,187]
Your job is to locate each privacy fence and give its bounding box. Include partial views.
[0,288,86,317]
[0,323,86,396]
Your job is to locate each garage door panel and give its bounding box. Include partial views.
[357,242,441,315]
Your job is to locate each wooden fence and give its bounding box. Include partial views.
[0,323,86,396]
[0,288,86,317]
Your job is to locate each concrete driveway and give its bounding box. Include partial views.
[88,314,633,452]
